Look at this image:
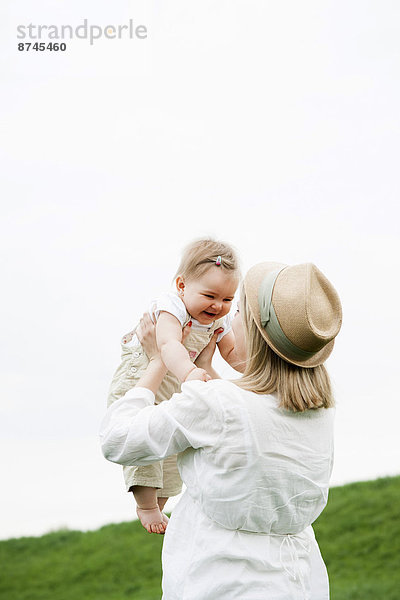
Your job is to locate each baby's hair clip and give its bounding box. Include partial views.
[215,256,222,266]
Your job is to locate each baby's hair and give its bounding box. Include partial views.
[174,238,241,281]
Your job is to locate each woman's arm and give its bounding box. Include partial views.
[195,328,224,379]
[100,314,226,467]
[100,381,224,467]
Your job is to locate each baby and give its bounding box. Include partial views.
[107,238,242,533]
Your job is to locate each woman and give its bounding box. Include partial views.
[100,261,342,600]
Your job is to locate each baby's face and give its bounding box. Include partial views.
[177,268,239,325]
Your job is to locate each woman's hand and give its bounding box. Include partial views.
[136,313,193,361]
[195,328,224,371]
[136,313,159,360]
[191,328,224,380]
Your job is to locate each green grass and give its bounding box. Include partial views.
[1,475,399,600]
[313,475,400,600]
[0,521,163,600]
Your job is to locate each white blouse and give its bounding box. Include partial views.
[100,379,334,600]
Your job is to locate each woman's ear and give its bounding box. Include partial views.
[176,276,185,295]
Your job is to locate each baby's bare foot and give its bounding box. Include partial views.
[136,506,168,534]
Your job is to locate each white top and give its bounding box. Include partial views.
[127,292,232,347]
[100,379,334,599]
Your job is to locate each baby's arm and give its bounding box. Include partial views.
[156,312,209,382]
[217,330,246,373]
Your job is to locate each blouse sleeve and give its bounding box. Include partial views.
[100,381,225,467]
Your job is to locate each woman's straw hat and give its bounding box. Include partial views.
[243,262,342,367]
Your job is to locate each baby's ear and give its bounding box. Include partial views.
[175,275,185,295]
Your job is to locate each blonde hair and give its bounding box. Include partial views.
[174,238,240,281]
[235,287,334,412]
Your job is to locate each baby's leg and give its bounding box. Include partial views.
[132,486,169,534]
[157,497,168,511]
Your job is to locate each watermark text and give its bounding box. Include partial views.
[17,19,147,46]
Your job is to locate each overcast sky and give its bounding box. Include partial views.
[1,0,399,540]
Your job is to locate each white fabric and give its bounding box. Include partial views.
[100,380,333,599]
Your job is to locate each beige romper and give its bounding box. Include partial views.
[107,307,226,498]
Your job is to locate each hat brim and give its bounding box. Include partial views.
[243,262,335,368]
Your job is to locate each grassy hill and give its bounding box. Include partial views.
[1,476,399,600]
[313,475,400,600]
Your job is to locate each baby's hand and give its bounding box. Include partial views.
[184,367,211,382]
